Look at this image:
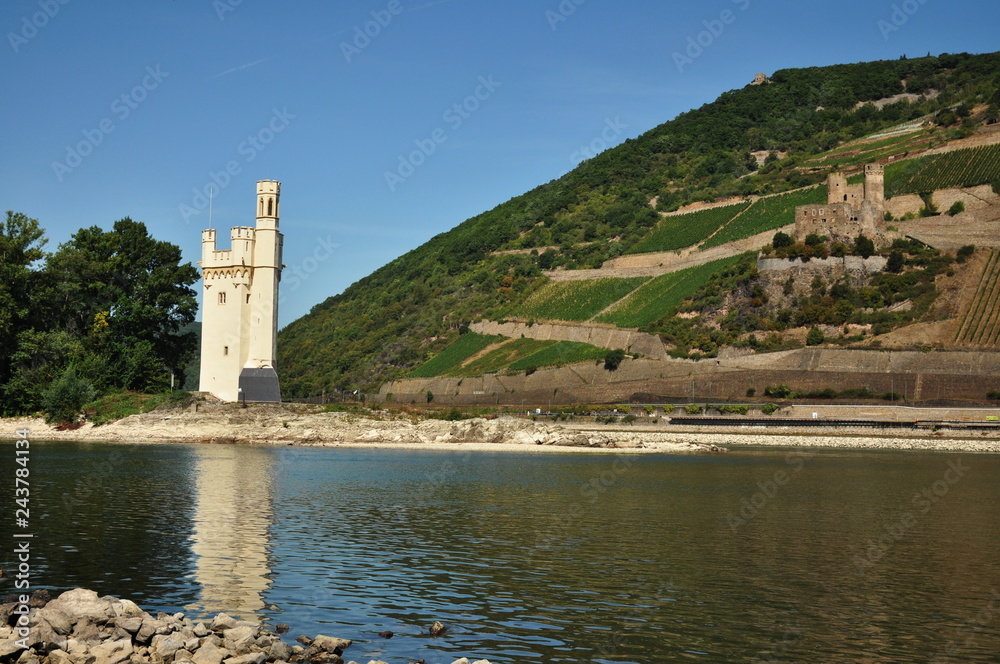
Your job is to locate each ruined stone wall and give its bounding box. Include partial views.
[757,255,887,272]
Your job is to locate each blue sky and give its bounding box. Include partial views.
[2,0,997,326]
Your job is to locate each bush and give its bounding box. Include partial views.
[806,326,825,346]
[426,391,434,403]
[772,231,793,248]
[684,404,704,415]
[987,390,1000,401]
[764,384,792,398]
[42,366,95,425]
[886,250,905,273]
[603,348,627,371]
[947,201,966,216]
[854,234,875,258]
[761,403,780,415]
[746,387,756,397]
[957,244,975,263]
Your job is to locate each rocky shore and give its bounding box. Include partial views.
[3,402,999,453]
[0,589,488,664]
[0,406,724,454]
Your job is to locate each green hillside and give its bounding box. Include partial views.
[277,51,1000,396]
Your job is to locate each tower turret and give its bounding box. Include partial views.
[864,163,885,208]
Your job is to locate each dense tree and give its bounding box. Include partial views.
[0,216,198,415]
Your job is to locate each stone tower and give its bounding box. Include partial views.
[827,172,849,205]
[198,180,284,402]
[864,163,885,208]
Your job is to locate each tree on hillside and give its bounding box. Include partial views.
[854,234,875,259]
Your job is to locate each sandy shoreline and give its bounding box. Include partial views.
[3,403,1000,454]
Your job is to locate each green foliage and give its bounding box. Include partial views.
[273,52,1000,394]
[703,187,826,248]
[408,333,503,378]
[773,231,793,249]
[764,384,793,398]
[886,250,905,273]
[597,254,749,328]
[0,215,198,415]
[603,348,627,371]
[746,387,756,397]
[84,390,191,426]
[806,326,825,346]
[684,404,704,415]
[513,277,648,321]
[629,202,750,254]
[956,244,975,263]
[885,144,1000,197]
[761,403,780,415]
[426,391,434,403]
[987,390,1000,401]
[854,234,875,258]
[42,366,95,425]
[509,341,606,371]
[717,404,750,415]
[947,200,966,216]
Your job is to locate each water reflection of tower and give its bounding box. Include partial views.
[187,445,275,619]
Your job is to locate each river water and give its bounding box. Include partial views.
[1,440,999,663]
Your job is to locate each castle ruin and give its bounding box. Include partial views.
[794,164,887,246]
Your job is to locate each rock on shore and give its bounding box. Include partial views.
[0,588,490,664]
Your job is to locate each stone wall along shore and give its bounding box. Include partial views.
[0,588,491,664]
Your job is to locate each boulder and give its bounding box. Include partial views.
[222,626,256,655]
[46,590,113,625]
[90,637,132,664]
[192,623,210,638]
[222,653,266,664]
[210,614,237,633]
[311,635,351,653]
[150,633,185,659]
[191,641,224,664]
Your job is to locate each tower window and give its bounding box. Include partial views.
[267,198,273,216]
[246,294,251,304]
[219,292,227,305]
[223,346,229,356]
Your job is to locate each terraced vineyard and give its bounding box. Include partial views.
[955,250,1000,347]
[595,254,750,328]
[449,338,605,377]
[700,187,826,248]
[886,144,1000,197]
[408,332,503,377]
[804,126,931,169]
[512,277,649,321]
[627,202,750,254]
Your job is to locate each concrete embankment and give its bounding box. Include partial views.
[0,588,492,664]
